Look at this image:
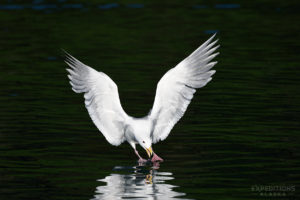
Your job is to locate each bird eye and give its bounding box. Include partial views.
[143,141,145,143]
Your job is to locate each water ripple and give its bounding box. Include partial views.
[92,164,191,200]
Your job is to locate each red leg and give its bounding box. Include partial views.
[135,150,147,163]
[151,152,164,162]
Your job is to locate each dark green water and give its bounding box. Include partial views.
[0,1,300,199]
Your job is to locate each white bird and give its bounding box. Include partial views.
[65,34,219,162]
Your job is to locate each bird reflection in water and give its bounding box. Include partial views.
[91,162,191,200]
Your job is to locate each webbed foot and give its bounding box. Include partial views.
[151,153,164,162]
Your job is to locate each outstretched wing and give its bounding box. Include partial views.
[65,52,128,146]
[150,34,219,144]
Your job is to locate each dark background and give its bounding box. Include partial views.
[0,0,299,199]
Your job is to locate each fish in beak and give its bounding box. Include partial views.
[146,147,153,158]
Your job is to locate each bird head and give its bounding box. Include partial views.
[137,137,153,158]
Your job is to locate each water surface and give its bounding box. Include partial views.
[0,1,299,199]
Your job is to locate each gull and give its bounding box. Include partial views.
[64,34,219,163]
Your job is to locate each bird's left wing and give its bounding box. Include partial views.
[65,52,127,146]
[150,34,219,144]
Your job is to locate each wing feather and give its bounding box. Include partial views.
[65,52,128,146]
[150,34,219,143]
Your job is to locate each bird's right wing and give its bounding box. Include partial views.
[65,52,127,146]
[150,34,219,144]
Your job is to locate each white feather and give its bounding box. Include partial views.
[65,52,128,146]
[150,34,219,143]
[64,34,219,148]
